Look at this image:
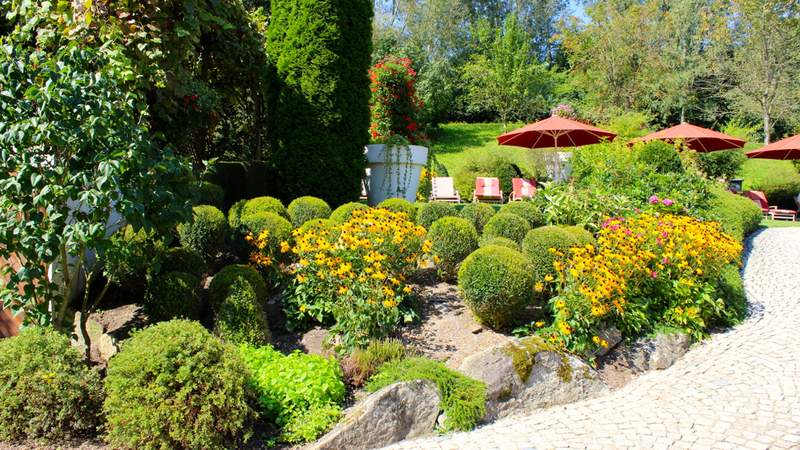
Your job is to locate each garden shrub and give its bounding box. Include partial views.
[104,225,165,291]
[286,209,428,349]
[209,264,268,308]
[367,357,486,432]
[214,279,271,346]
[707,187,762,241]
[459,202,496,233]
[499,201,545,228]
[143,271,202,322]
[458,245,535,330]
[416,201,459,228]
[754,181,800,210]
[238,345,345,444]
[634,141,683,174]
[478,236,520,251]
[288,196,332,228]
[0,327,103,442]
[563,225,596,246]
[161,246,207,278]
[104,320,255,449]
[178,205,227,261]
[482,212,531,244]
[329,202,370,223]
[716,264,747,325]
[521,226,579,298]
[228,199,248,229]
[199,181,225,209]
[378,198,417,219]
[298,218,339,235]
[242,196,289,219]
[697,150,746,180]
[427,217,479,281]
[239,212,293,253]
[342,339,406,387]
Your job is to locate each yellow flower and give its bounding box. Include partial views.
[534,282,544,292]
[299,305,307,313]
[280,241,290,253]
[402,286,413,294]
[544,274,554,282]
[557,321,572,335]
[534,321,545,328]
[338,286,349,295]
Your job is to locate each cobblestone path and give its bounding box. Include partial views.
[385,228,800,450]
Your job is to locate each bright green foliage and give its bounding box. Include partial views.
[522,226,578,298]
[367,357,486,432]
[716,264,747,325]
[178,205,228,262]
[562,225,596,247]
[416,201,459,228]
[459,202,496,233]
[209,264,268,307]
[378,198,417,220]
[482,213,531,244]
[343,339,406,387]
[499,201,545,228]
[214,279,271,346]
[298,218,340,236]
[144,272,202,322]
[228,199,249,229]
[103,226,165,291]
[199,182,225,209]
[697,150,746,180]
[427,217,479,281]
[266,0,373,205]
[238,345,345,443]
[329,202,370,223]
[635,141,683,174]
[707,187,762,242]
[478,236,520,251]
[240,211,293,253]
[0,327,103,441]
[458,245,535,330]
[162,247,208,279]
[104,320,255,450]
[242,196,289,219]
[288,196,332,228]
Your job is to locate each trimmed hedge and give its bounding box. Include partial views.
[104,320,255,450]
[228,199,248,230]
[458,202,496,233]
[427,217,479,281]
[329,202,369,223]
[563,225,596,247]
[0,327,103,441]
[143,271,202,322]
[239,211,293,253]
[707,187,762,242]
[478,236,520,251]
[521,226,578,298]
[716,264,747,325]
[288,196,332,227]
[214,279,271,346]
[209,264,268,308]
[416,201,459,229]
[458,245,534,330]
[499,201,544,228]
[378,198,417,220]
[482,212,531,244]
[178,205,227,262]
[161,247,208,279]
[242,196,288,219]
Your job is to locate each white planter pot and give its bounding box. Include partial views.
[365,144,429,206]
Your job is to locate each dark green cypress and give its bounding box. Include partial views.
[266,0,373,206]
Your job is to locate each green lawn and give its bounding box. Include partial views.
[739,150,800,189]
[760,218,800,228]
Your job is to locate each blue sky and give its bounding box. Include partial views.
[568,0,589,23]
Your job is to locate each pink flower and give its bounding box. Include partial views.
[649,195,660,204]
[651,271,658,278]
[662,257,669,264]
[662,198,674,206]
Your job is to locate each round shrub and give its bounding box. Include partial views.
[161,246,208,278]
[209,264,268,307]
[563,225,596,247]
[178,205,227,261]
[427,217,479,281]
[377,198,417,219]
[458,245,535,330]
[459,202,496,233]
[242,196,288,219]
[228,199,248,229]
[329,202,369,223]
[104,320,255,450]
[499,201,544,228]
[240,211,293,253]
[0,327,103,441]
[478,236,520,251]
[288,196,332,228]
[104,225,165,291]
[636,140,684,174]
[143,271,202,322]
[214,278,271,346]
[482,212,531,244]
[298,218,339,235]
[416,201,458,228]
[198,181,225,209]
[521,226,578,296]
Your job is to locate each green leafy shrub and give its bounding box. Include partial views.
[563,225,596,246]
[427,217,479,281]
[228,199,248,229]
[754,181,800,211]
[458,246,535,330]
[240,212,293,253]
[178,205,227,261]
[161,247,207,278]
[697,150,746,180]
[329,202,370,223]
[209,265,268,308]
[0,327,103,442]
[238,345,345,444]
[104,320,255,450]
[214,279,271,346]
[635,141,683,174]
[499,201,545,228]
[367,357,486,432]
[104,225,165,291]
[298,218,339,235]
[478,236,520,251]
[342,339,406,387]
[378,198,417,219]
[482,213,531,244]
[521,226,578,298]
[143,271,202,322]
[199,181,225,209]
[707,187,762,241]
[459,202,496,233]
[288,196,332,228]
[242,196,289,219]
[716,264,747,325]
[416,202,459,228]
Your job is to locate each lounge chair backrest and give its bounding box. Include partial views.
[475,177,501,197]
[432,177,457,198]
[744,190,769,210]
[512,178,536,198]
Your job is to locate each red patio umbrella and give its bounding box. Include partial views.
[497,115,617,149]
[629,123,745,152]
[746,134,800,160]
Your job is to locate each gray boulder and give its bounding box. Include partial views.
[311,380,440,450]
[72,304,147,366]
[602,331,690,373]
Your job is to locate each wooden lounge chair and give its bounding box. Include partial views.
[744,190,796,221]
[430,177,461,203]
[511,178,537,201]
[473,177,504,204]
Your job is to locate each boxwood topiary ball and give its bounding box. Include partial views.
[214,278,271,346]
[478,236,520,251]
[178,205,227,262]
[209,264,268,308]
[377,198,417,220]
[242,196,288,219]
[427,217,479,281]
[329,202,369,223]
[458,202,496,233]
[239,211,293,253]
[499,201,544,228]
[143,271,202,322]
[161,247,208,278]
[288,196,332,228]
[415,202,458,229]
[521,226,579,297]
[482,212,531,244]
[562,225,596,247]
[458,245,534,330]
